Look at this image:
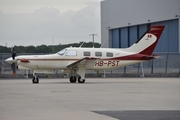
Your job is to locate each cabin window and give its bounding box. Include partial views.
[57,49,67,55]
[66,50,77,56]
[95,52,102,57]
[84,51,91,56]
[106,52,113,57]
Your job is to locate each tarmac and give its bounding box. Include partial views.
[0,77,180,120]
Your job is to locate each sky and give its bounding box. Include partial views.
[0,0,102,47]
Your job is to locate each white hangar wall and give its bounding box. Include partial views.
[101,0,180,52]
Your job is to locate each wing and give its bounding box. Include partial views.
[67,57,99,69]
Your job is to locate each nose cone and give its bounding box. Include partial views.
[5,57,17,64]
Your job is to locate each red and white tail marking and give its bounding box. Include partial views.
[125,26,165,55]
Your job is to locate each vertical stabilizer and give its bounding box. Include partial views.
[125,26,165,55]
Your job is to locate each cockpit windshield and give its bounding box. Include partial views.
[57,49,67,55]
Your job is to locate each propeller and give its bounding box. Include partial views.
[11,46,16,76]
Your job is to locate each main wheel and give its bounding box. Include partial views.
[78,76,85,83]
[32,76,39,84]
[69,76,77,83]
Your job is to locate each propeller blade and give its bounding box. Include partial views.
[11,46,16,76]
[11,46,16,60]
[11,63,16,76]
[11,46,15,52]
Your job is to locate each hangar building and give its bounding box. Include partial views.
[101,0,180,53]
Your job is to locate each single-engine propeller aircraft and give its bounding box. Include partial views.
[6,26,165,84]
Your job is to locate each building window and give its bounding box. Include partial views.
[106,52,113,57]
[95,52,102,57]
[66,50,77,56]
[84,51,91,56]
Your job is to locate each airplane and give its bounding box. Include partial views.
[5,26,165,84]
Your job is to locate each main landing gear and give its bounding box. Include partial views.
[69,66,86,83]
[69,76,85,83]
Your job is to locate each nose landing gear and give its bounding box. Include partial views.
[32,76,39,84]
[32,73,39,84]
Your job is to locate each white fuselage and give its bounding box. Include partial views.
[14,47,143,71]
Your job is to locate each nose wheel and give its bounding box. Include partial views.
[32,76,39,84]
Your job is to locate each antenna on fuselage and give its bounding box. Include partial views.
[79,42,85,48]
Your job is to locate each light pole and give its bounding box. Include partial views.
[52,37,54,53]
[89,34,97,47]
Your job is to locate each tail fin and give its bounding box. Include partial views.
[125,26,165,55]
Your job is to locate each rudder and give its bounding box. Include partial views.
[125,26,165,55]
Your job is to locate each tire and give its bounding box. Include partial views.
[32,77,39,84]
[78,76,85,83]
[70,76,76,83]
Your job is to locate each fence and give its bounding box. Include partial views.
[0,53,180,77]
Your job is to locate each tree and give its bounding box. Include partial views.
[0,46,11,53]
[0,42,101,53]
